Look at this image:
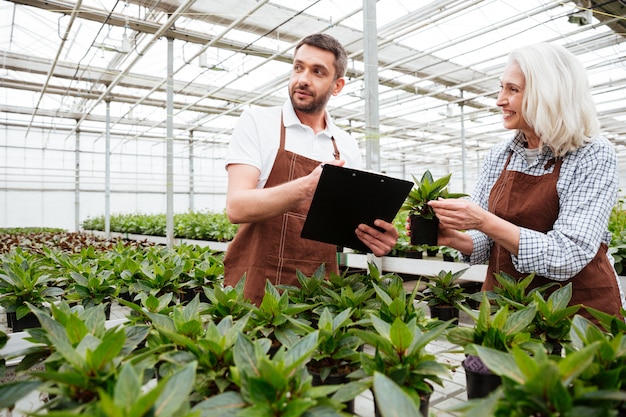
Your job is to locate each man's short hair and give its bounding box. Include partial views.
[295,33,348,79]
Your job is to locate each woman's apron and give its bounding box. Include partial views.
[484,153,622,319]
[223,116,341,305]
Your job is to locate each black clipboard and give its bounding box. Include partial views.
[301,164,413,253]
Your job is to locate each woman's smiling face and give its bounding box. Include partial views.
[496,61,539,146]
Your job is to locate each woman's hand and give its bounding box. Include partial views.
[428,198,487,231]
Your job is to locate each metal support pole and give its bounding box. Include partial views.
[363,0,380,172]
[189,131,195,212]
[74,128,80,232]
[460,90,466,194]
[166,36,175,248]
[105,100,111,238]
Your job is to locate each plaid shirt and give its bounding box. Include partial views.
[465,132,618,281]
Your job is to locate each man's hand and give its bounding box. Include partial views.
[355,219,399,257]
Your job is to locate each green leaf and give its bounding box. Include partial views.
[389,319,413,353]
[473,345,525,384]
[153,361,197,416]
[90,328,126,371]
[284,330,318,371]
[372,372,422,417]
[114,362,143,411]
[191,392,244,417]
[0,381,40,409]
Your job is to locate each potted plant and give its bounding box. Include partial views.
[306,307,364,414]
[568,314,626,415]
[194,331,358,416]
[440,246,459,262]
[351,314,452,417]
[146,298,250,402]
[248,280,313,353]
[452,343,626,417]
[0,248,64,331]
[371,274,429,326]
[418,268,470,322]
[400,170,467,246]
[481,272,579,355]
[447,293,541,399]
[7,301,149,412]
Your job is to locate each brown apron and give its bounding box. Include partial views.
[223,115,341,305]
[484,153,623,319]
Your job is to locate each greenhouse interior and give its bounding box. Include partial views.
[1,0,625,230]
[2,0,626,417]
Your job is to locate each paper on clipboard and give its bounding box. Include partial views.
[300,164,413,253]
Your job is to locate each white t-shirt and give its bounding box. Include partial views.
[225,100,362,189]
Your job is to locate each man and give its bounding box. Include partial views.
[223,33,398,304]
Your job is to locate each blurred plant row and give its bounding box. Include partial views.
[81,210,239,243]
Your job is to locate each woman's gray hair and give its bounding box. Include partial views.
[508,42,599,156]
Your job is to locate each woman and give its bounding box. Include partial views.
[428,42,624,318]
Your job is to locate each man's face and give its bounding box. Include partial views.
[288,44,345,114]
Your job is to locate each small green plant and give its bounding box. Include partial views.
[529,283,580,353]
[419,268,470,308]
[447,293,540,354]
[308,307,363,382]
[455,343,626,417]
[248,280,312,350]
[0,248,64,320]
[194,331,357,416]
[352,314,452,401]
[400,170,467,220]
[371,274,429,326]
[479,271,558,310]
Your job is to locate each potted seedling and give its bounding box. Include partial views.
[194,331,357,416]
[447,293,541,399]
[306,307,364,414]
[0,248,64,331]
[451,342,626,417]
[418,268,470,322]
[351,314,452,417]
[400,170,467,246]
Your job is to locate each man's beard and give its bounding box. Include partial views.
[289,85,334,114]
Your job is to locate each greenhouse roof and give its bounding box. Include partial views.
[1,0,626,192]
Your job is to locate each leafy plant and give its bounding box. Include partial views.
[456,343,626,417]
[567,314,626,413]
[447,293,540,354]
[6,302,148,413]
[529,283,580,353]
[479,271,558,310]
[248,280,312,350]
[351,314,452,402]
[149,297,250,401]
[371,274,429,326]
[308,307,363,382]
[65,267,117,310]
[94,361,199,417]
[400,170,467,220]
[203,276,254,323]
[0,248,64,320]
[194,331,357,417]
[418,268,470,308]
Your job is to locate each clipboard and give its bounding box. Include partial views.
[301,164,413,253]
